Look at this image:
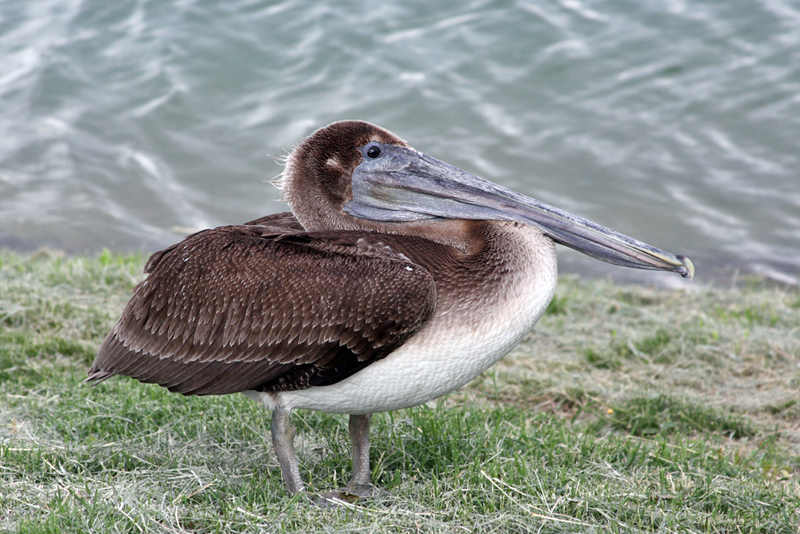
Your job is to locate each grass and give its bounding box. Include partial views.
[1,249,799,533]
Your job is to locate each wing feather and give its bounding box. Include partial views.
[88,220,436,396]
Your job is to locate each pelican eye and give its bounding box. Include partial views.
[366,145,382,158]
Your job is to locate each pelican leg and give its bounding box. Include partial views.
[271,408,305,495]
[346,413,373,495]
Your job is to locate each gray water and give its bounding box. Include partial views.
[2,0,799,287]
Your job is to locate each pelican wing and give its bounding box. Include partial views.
[87,219,436,396]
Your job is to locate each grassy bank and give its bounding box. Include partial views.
[1,250,798,533]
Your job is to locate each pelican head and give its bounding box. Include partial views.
[281,121,693,278]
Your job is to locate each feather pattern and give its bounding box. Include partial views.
[87,213,437,396]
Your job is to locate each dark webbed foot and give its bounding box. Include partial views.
[317,488,371,505]
[316,485,387,506]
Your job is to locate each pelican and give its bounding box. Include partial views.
[88,121,693,500]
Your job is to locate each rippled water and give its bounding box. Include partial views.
[1,0,799,286]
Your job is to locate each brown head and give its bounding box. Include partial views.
[280,121,409,232]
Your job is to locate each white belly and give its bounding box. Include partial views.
[245,225,557,414]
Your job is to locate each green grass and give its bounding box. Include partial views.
[1,250,799,533]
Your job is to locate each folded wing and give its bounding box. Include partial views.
[87,216,436,396]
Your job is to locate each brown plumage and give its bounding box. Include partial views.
[88,213,437,396]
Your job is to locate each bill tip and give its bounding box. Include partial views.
[676,255,695,279]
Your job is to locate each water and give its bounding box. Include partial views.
[1,0,799,287]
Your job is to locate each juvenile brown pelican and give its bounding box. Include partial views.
[88,121,693,499]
